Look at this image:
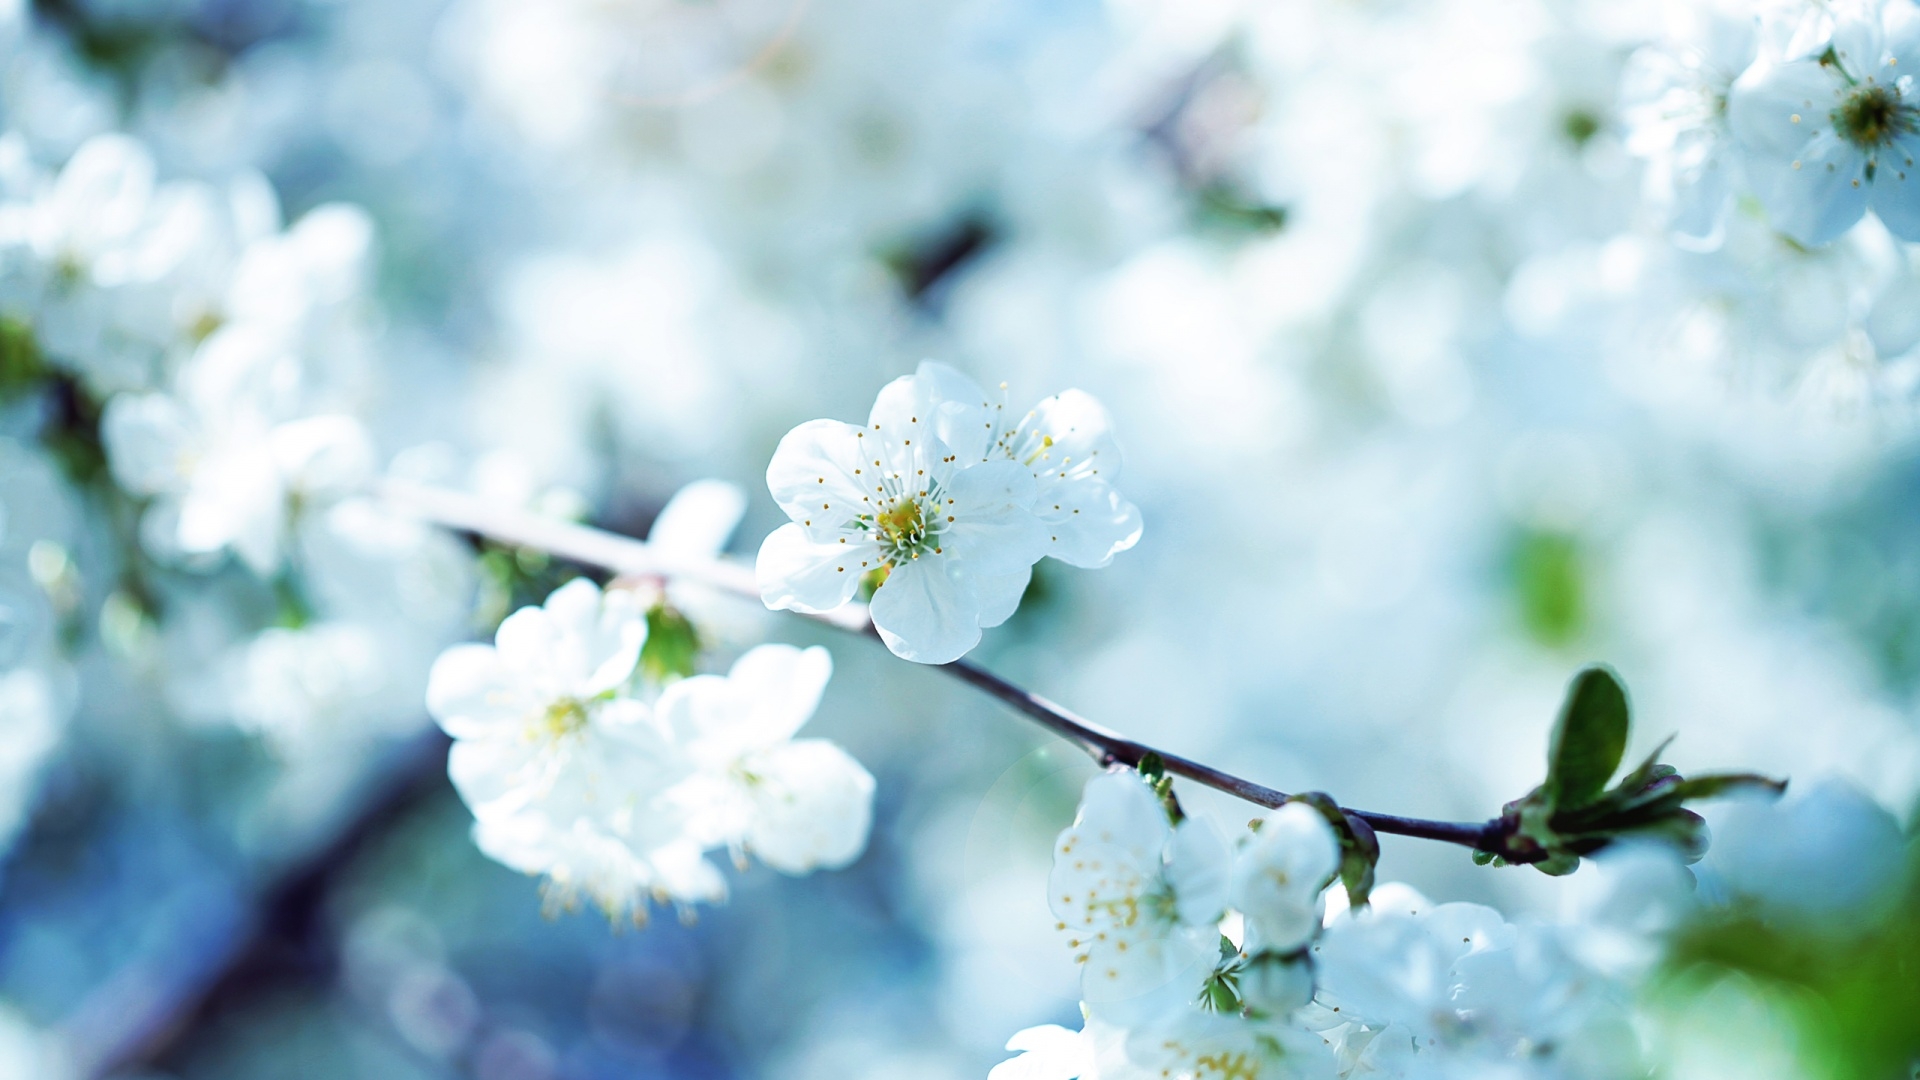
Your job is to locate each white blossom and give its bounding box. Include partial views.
[1232,802,1341,955]
[426,579,712,915]
[757,370,1047,663]
[1051,771,1231,1023]
[1728,0,1920,245]
[1620,0,1760,245]
[656,643,875,875]
[100,326,373,575]
[1311,884,1639,1080]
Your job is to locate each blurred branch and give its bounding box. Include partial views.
[68,728,456,1078]
[377,480,1505,857]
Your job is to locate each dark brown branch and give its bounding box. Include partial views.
[942,659,1500,853]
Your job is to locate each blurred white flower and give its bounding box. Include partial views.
[657,643,875,875]
[0,1005,72,1080]
[1312,883,1638,1079]
[0,668,61,851]
[1729,0,1920,245]
[988,1023,1100,1080]
[1231,802,1339,955]
[1620,0,1759,245]
[1124,1008,1334,1080]
[227,622,383,744]
[1705,778,1908,918]
[757,370,1046,663]
[1236,952,1315,1019]
[426,579,711,915]
[100,323,373,575]
[1051,771,1230,1024]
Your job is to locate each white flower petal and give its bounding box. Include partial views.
[1037,480,1141,569]
[917,360,997,462]
[943,459,1044,576]
[963,565,1031,629]
[101,393,196,496]
[1869,132,1920,239]
[1021,389,1123,482]
[426,642,536,740]
[868,556,981,663]
[490,605,572,696]
[726,643,833,745]
[989,1024,1093,1080]
[743,738,875,874]
[1728,58,1836,160]
[765,418,877,541]
[447,736,542,820]
[756,522,866,613]
[269,415,374,497]
[1751,130,1870,245]
[646,479,747,559]
[1887,0,1920,70]
[1166,818,1231,927]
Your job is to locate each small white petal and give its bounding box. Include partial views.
[869,556,981,663]
[426,643,534,740]
[764,419,875,541]
[756,523,866,613]
[646,479,747,559]
[743,738,875,874]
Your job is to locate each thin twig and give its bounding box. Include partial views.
[375,481,1506,856]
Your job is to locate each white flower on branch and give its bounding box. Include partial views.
[426,578,713,916]
[1232,802,1340,956]
[757,370,1047,663]
[757,365,1140,663]
[657,643,875,875]
[1052,771,1231,1024]
[426,581,875,917]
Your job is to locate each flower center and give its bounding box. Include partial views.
[540,697,590,740]
[879,499,924,544]
[1834,85,1910,149]
[862,489,943,565]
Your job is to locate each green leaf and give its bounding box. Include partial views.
[1613,734,1677,793]
[1545,665,1631,809]
[1137,753,1184,823]
[1669,773,1788,801]
[1618,808,1711,862]
[1533,851,1582,876]
[640,602,702,683]
[1339,812,1380,908]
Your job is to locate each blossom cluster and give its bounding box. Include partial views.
[426,578,876,919]
[0,126,485,837]
[757,362,1141,663]
[993,771,1908,1080]
[1629,0,1920,248]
